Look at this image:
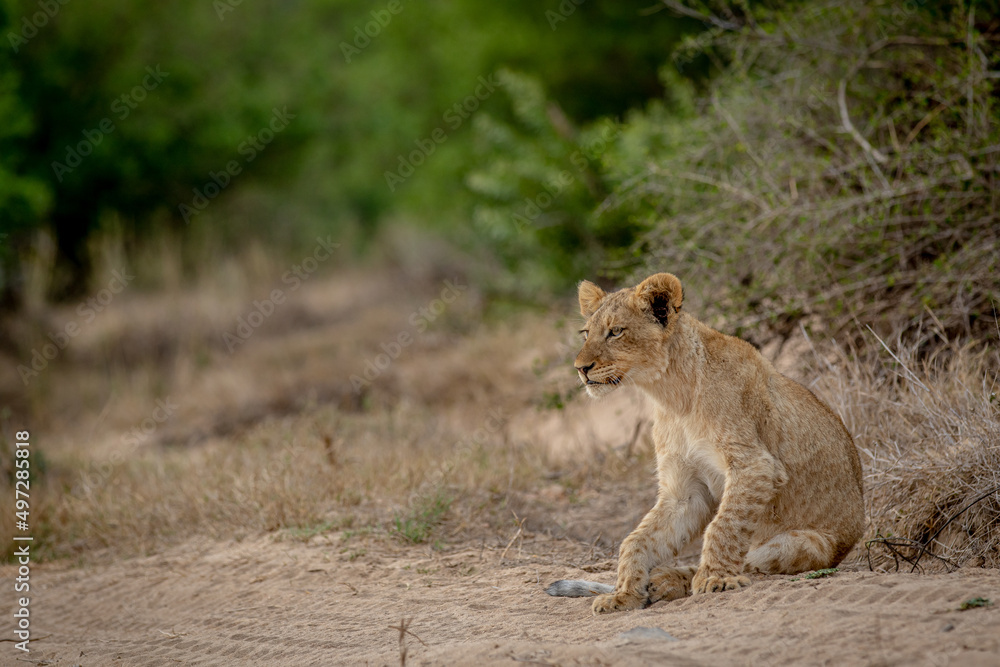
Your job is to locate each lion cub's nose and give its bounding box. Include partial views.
[576,362,595,378]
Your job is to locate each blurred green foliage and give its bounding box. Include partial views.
[466,67,700,297]
[0,0,50,280]
[0,0,702,299]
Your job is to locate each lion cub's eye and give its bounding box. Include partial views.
[580,330,589,341]
[608,326,624,339]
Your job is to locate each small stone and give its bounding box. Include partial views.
[618,626,679,642]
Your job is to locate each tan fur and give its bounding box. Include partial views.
[571,274,864,614]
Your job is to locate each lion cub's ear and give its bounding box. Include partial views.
[633,273,683,326]
[578,280,607,318]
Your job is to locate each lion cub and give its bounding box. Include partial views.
[546,273,864,614]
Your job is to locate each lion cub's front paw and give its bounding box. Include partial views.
[647,565,696,603]
[591,591,645,614]
[691,570,751,595]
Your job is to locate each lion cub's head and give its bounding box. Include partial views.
[574,273,683,398]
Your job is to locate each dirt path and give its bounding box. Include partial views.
[5,535,999,666]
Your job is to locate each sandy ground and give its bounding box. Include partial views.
[4,536,999,666]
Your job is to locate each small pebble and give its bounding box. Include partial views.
[618,627,679,642]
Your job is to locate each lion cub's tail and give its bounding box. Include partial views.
[545,580,614,597]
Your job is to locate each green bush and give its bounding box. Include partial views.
[624,0,1000,341]
[483,0,1000,342]
[464,69,697,297]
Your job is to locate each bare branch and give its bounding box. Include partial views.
[838,78,889,164]
[660,1,741,31]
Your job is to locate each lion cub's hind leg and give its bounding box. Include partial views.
[647,564,697,604]
[744,530,836,575]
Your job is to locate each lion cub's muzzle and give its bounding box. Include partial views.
[575,361,622,388]
[576,362,595,383]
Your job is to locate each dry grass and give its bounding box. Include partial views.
[29,402,523,558]
[812,325,1000,570]
[1,251,998,572]
[11,358,638,562]
[0,260,646,561]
